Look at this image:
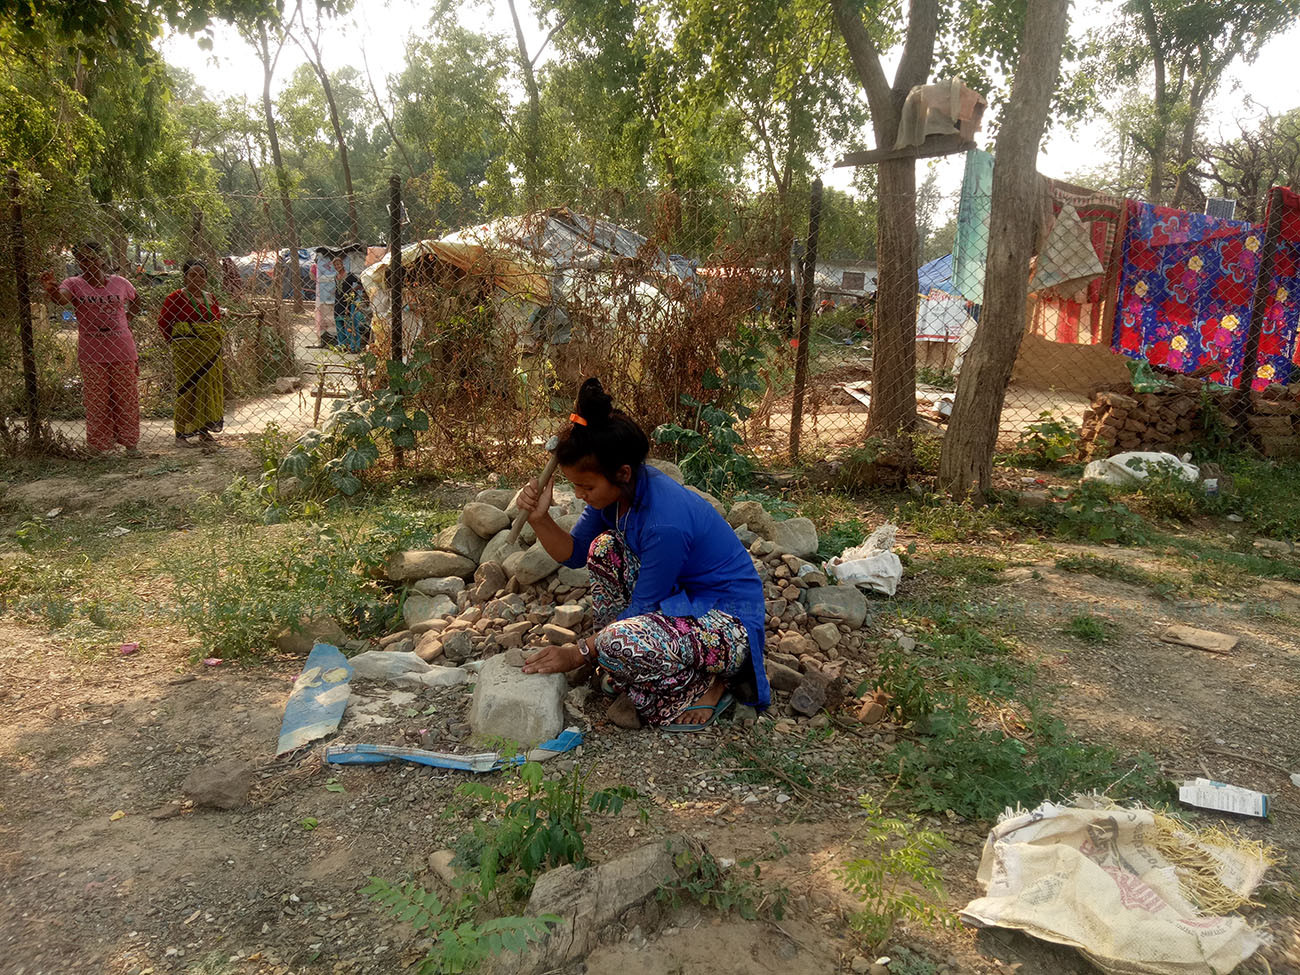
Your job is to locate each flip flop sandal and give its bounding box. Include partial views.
[663,692,735,734]
[595,668,618,697]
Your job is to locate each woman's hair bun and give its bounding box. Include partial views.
[575,377,613,426]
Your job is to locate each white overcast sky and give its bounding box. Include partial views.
[161,0,1300,209]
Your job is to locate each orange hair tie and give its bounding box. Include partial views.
[569,413,587,426]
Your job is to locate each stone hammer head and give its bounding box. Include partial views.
[544,434,559,452]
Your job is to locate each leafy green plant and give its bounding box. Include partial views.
[268,350,432,510]
[163,515,434,659]
[452,762,638,905]
[884,699,1166,821]
[881,947,941,975]
[1041,482,1151,544]
[1009,412,1080,468]
[363,878,558,975]
[817,517,867,561]
[836,795,949,950]
[658,843,785,921]
[870,622,1025,721]
[915,365,956,391]
[367,762,634,975]
[896,493,1002,543]
[654,394,754,497]
[1063,614,1111,645]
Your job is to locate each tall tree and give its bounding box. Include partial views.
[242,12,305,311]
[291,2,360,239]
[1107,0,1300,206]
[939,0,1071,496]
[1190,107,1300,223]
[506,0,547,210]
[831,0,937,437]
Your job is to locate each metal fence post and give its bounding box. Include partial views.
[789,177,822,463]
[389,173,403,366]
[8,170,39,443]
[389,172,404,467]
[1238,185,1284,405]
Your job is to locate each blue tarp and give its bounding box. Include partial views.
[917,253,959,295]
[276,643,352,756]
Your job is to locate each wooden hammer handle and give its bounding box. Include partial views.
[507,453,560,545]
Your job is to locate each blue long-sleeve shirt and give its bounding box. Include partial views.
[564,465,770,708]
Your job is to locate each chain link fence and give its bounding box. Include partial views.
[5,169,1291,475]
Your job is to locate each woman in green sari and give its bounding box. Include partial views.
[158,259,225,446]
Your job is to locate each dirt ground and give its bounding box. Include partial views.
[1,451,1298,975]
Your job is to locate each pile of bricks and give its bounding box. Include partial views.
[1248,384,1300,458]
[1079,376,1212,458]
[1079,377,1300,459]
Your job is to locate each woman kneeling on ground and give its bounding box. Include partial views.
[518,379,770,731]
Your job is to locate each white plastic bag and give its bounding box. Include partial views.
[826,522,903,596]
[1081,451,1199,487]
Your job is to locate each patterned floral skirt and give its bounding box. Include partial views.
[587,531,749,726]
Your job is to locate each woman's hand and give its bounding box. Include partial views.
[516,475,554,525]
[521,643,584,675]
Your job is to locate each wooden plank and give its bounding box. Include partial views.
[835,133,975,168]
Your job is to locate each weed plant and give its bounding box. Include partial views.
[837,795,949,950]
[1063,614,1111,645]
[366,762,636,974]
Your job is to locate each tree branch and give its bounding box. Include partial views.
[530,15,568,68]
[829,0,892,114]
[894,0,939,97]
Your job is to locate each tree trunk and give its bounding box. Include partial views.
[318,67,359,240]
[1136,0,1167,204]
[259,24,303,313]
[831,0,937,438]
[507,0,541,211]
[297,26,360,240]
[938,0,1070,497]
[871,158,919,435]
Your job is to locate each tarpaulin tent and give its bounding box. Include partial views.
[359,207,697,353]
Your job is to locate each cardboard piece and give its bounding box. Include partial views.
[1160,625,1239,655]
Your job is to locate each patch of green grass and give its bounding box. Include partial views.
[1219,457,1300,541]
[1164,536,1300,584]
[161,501,454,659]
[896,494,1004,543]
[885,700,1169,820]
[1063,613,1111,645]
[912,553,1008,586]
[1053,554,1182,598]
[817,517,868,561]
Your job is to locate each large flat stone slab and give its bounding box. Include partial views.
[804,584,868,629]
[1160,625,1238,655]
[468,654,566,747]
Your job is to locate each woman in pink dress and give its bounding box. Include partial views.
[40,241,144,456]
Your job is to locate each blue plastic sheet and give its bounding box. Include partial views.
[276,643,353,756]
[324,728,584,774]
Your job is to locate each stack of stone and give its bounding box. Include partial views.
[1248,384,1300,458]
[1078,383,1207,458]
[374,462,886,726]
